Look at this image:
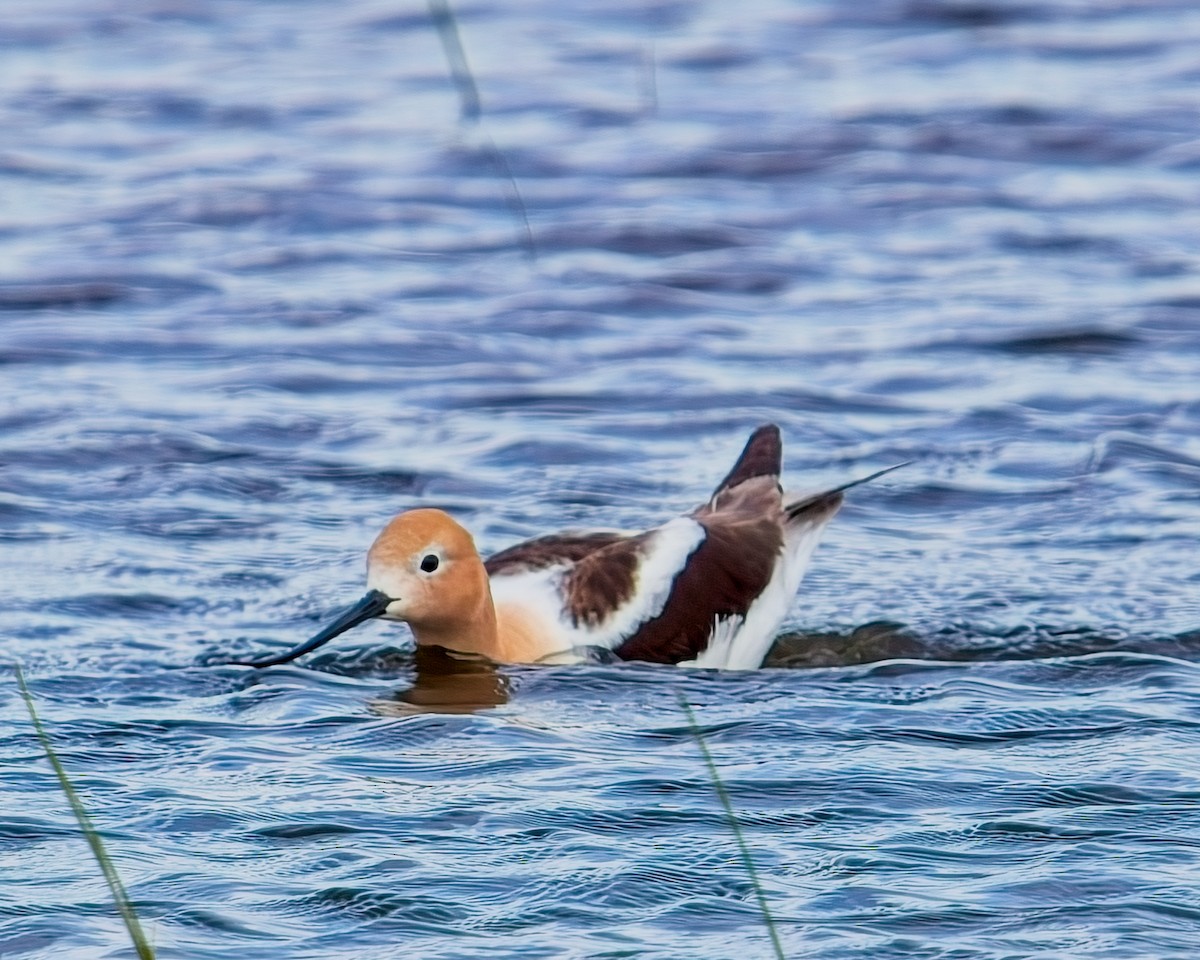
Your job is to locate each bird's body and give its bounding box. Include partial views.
[235,425,895,671]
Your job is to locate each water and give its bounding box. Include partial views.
[4,0,1200,956]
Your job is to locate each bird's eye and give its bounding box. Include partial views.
[420,554,439,573]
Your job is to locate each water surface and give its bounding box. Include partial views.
[4,0,1200,957]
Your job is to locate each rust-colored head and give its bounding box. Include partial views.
[366,508,492,637]
[227,508,498,669]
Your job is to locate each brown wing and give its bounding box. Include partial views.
[562,534,651,628]
[484,531,628,576]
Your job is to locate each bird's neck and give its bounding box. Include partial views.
[409,579,561,664]
[408,573,502,659]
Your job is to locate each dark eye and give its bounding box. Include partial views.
[420,554,439,573]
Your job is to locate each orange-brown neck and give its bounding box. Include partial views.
[406,566,501,657]
[491,602,563,664]
[407,582,561,665]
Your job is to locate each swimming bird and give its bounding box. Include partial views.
[232,425,901,670]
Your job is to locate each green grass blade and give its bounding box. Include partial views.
[678,691,786,960]
[426,0,482,123]
[15,664,156,960]
[425,0,537,260]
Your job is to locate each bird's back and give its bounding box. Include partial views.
[485,424,826,668]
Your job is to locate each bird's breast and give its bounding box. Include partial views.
[492,600,567,664]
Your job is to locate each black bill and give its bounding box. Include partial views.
[229,588,395,668]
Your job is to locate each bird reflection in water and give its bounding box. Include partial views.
[371,645,512,715]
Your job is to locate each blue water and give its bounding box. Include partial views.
[5,0,1200,956]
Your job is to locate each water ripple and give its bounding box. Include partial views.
[6,0,1200,957]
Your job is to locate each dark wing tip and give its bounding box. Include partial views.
[709,423,782,500]
[785,461,910,521]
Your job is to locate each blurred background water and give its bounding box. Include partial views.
[4,0,1200,957]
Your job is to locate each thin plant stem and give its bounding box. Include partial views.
[478,132,538,261]
[15,664,156,960]
[426,0,482,123]
[426,0,537,260]
[678,691,786,960]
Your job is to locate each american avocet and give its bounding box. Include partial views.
[233,425,902,670]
